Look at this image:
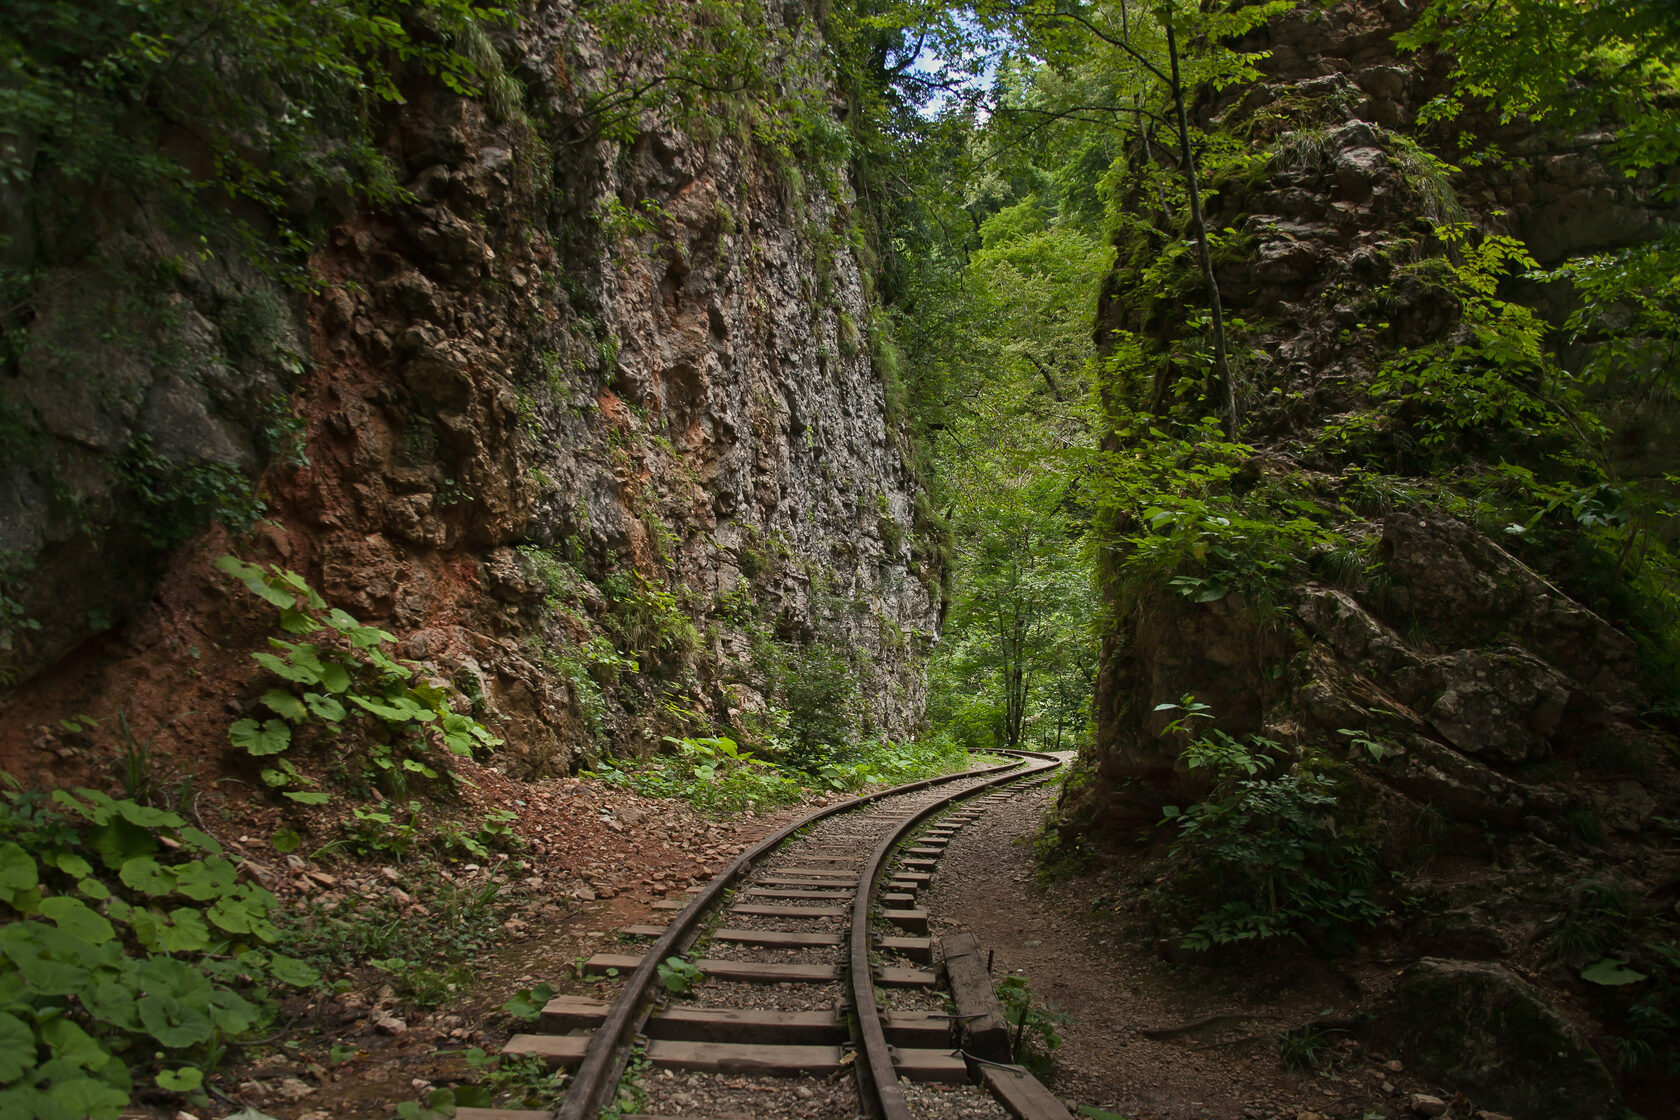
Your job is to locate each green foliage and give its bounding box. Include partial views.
[503,982,556,1022]
[216,556,500,803]
[0,781,317,1116]
[1278,1025,1348,1075]
[996,974,1072,1077]
[1,0,510,292]
[1153,706,1385,951]
[656,957,704,995]
[590,735,803,814]
[1093,418,1340,616]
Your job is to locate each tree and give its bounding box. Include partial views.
[992,0,1291,435]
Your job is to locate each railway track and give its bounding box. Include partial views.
[455,750,1072,1120]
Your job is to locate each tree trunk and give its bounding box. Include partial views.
[1163,11,1238,439]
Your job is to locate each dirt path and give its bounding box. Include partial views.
[925,766,1441,1120]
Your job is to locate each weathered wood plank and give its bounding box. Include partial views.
[882,908,928,934]
[875,965,937,987]
[729,903,846,918]
[711,928,843,948]
[942,932,1011,1062]
[981,1065,1078,1120]
[584,953,839,983]
[741,887,853,900]
[894,1048,969,1084]
[877,934,933,963]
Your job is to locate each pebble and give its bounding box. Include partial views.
[1410,1093,1447,1117]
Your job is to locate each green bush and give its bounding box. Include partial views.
[1153,701,1386,951]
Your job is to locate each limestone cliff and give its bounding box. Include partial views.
[0,0,938,778]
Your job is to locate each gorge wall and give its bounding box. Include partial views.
[0,0,938,780]
[1070,1,1679,1111]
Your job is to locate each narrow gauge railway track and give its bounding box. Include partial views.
[457,751,1066,1120]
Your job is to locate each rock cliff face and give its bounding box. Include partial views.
[1074,1,1677,1108]
[0,0,937,777]
[1079,0,1677,846]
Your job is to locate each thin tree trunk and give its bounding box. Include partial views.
[1163,11,1238,439]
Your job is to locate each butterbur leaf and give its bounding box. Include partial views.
[76,878,110,901]
[176,827,223,855]
[351,695,412,721]
[39,897,115,945]
[115,802,184,830]
[137,994,214,1048]
[0,1011,36,1081]
[284,791,331,805]
[1581,957,1647,986]
[40,1017,107,1070]
[304,692,347,722]
[270,829,301,854]
[265,954,320,987]
[157,1066,202,1092]
[50,853,92,878]
[503,982,555,1021]
[118,857,177,896]
[318,662,352,694]
[261,689,308,722]
[0,843,39,905]
[250,652,318,685]
[44,1075,129,1120]
[229,719,291,757]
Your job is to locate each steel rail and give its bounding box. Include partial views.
[847,750,1061,1120]
[552,754,1034,1120]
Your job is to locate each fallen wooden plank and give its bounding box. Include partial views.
[900,858,939,870]
[942,931,1011,1062]
[906,846,946,856]
[769,869,859,879]
[882,892,916,904]
[886,879,921,892]
[756,875,858,887]
[741,887,853,900]
[981,1064,1077,1120]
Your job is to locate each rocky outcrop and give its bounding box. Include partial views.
[0,1,937,777]
[1375,958,1619,1120]
[1072,0,1680,1099]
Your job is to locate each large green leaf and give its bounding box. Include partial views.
[114,802,183,830]
[250,652,319,686]
[137,993,214,1048]
[87,819,155,870]
[1581,957,1648,986]
[116,858,176,897]
[37,898,114,946]
[0,844,39,907]
[0,924,93,995]
[260,689,308,722]
[228,719,291,757]
[304,692,347,721]
[44,1074,130,1120]
[173,858,238,902]
[39,1019,107,1071]
[264,953,319,987]
[318,661,352,694]
[215,555,295,609]
[0,1011,36,1082]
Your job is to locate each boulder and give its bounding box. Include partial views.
[1375,958,1617,1120]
